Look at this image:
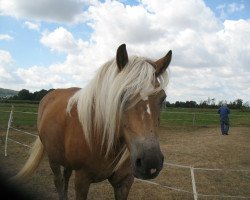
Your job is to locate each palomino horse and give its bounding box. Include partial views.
[12,44,172,200]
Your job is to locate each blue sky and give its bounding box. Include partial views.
[205,0,250,19]
[0,0,250,104]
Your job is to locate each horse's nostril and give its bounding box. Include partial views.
[136,158,142,168]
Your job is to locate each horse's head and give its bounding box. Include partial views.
[116,44,172,180]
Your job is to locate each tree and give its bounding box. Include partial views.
[235,99,243,109]
[211,98,216,106]
[199,100,208,108]
[185,101,197,108]
[32,89,51,101]
[17,89,31,100]
[243,101,250,109]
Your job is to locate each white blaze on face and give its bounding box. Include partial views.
[141,97,151,120]
[146,103,151,114]
[140,85,155,118]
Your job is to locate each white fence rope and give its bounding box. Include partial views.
[2,107,250,199]
[194,167,250,172]
[13,110,38,115]
[135,178,193,194]
[7,138,32,149]
[10,126,37,137]
[190,167,198,200]
[164,162,190,169]
[4,105,14,156]
[198,193,250,199]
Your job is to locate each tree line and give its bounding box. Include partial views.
[164,98,249,109]
[1,89,249,110]
[7,89,55,101]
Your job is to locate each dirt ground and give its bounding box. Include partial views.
[0,126,249,200]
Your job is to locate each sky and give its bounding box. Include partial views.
[0,0,249,104]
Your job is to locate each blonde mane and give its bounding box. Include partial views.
[67,56,168,157]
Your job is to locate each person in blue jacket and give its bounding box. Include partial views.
[217,103,230,135]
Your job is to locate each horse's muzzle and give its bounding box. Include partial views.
[130,138,164,180]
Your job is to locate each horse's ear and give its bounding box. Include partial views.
[116,44,128,71]
[155,50,172,76]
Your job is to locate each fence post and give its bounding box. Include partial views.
[192,113,196,126]
[190,167,198,200]
[4,105,14,156]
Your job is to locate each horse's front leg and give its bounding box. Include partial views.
[108,167,134,200]
[63,167,72,200]
[74,169,90,200]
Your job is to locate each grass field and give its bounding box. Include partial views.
[0,103,250,199]
[1,103,250,130]
[0,103,38,130]
[160,107,250,127]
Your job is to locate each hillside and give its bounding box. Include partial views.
[0,88,19,97]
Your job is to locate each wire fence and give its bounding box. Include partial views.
[1,106,250,199]
[160,109,250,127]
[1,104,250,130]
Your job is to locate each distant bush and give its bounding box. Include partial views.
[7,89,55,102]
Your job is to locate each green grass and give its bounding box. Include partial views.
[0,103,38,130]
[0,103,38,113]
[1,103,250,130]
[161,107,250,127]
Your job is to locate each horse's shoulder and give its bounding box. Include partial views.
[38,87,81,121]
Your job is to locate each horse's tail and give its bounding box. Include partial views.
[10,137,45,182]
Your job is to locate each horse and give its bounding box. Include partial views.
[12,44,172,200]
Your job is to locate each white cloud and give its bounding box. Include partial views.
[0,0,88,23]
[1,0,249,103]
[84,0,249,102]
[16,66,71,90]
[88,1,164,45]
[40,27,79,54]
[23,21,40,31]
[167,65,250,103]
[0,34,13,41]
[0,49,12,64]
[0,50,14,83]
[40,27,90,55]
